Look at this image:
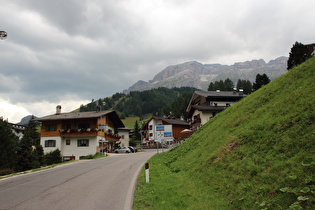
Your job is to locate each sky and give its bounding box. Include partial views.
[1,0,314,123]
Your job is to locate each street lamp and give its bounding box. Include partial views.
[0,31,8,40]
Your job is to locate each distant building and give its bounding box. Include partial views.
[141,116,191,146]
[118,127,132,147]
[35,105,126,160]
[186,90,246,130]
[9,123,26,140]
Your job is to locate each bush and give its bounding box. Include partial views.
[80,154,94,159]
[43,149,62,165]
[0,168,15,176]
[80,153,105,160]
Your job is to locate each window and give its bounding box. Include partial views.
[77,139,89,147]
[46,124,57,131]
[149,125,153,130]
[66,139,70,145]
[121,135,125,139]
[45,140,56,147]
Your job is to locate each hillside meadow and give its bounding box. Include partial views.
[133,57,315,209]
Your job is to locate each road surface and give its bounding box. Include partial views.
[0,150,156,210]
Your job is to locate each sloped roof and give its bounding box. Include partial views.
[141,116,189,130]
[192,105,226,112]
[193,90,245,98]
[153,116,189,126]
[186,90,246,113]
[35,110,125,127]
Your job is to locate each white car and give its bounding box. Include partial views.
[114,147,131,153]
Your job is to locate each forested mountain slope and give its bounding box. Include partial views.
[79,87,197,120]
[134,57,315,209]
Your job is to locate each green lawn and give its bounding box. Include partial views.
[122,114,152,129]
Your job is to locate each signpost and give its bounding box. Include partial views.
[98,124,107,130]
[154,125,173,153]
[145,163,149,183]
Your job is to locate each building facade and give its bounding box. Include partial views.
[142,116,191,145]
[35,106,125,160]
[187,90,246,130]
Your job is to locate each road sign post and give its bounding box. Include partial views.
[154,125,173,153]
[145,163,149,183]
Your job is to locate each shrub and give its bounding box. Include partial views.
[80,154,94,159]
[0,168,15,176]
[43,149,62,165]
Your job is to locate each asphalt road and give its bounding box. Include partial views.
[0,150,156,210]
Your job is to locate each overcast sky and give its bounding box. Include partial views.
[1,0,314,123]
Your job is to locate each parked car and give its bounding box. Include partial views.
[128,146,137,153]
[114,147,131,153]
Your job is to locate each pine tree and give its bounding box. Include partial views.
[287,41,312,70]
[237,79,253,94]
[223,78,234,91]
[253,74,270,91]
[0,119,19,170]
[16,120,41,171]
[208,78,234,91]
[130,121,141,146]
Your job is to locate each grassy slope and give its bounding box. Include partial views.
[121,114,152,129]
[134,57,315,209]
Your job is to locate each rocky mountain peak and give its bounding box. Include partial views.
[123,57,288,93]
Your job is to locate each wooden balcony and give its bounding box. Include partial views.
[59,128,99,137]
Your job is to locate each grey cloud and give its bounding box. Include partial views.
[1,0,315,109]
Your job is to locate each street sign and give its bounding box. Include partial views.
[154,125,173,142]
[99,124,107,129]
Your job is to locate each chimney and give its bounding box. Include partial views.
[56,105,62,115]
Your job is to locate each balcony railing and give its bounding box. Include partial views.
[59,128,99,134]
[59,128,121,139]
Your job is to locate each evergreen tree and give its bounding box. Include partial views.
[163,91,193,120]
[130,121,141,146]
[208,78,234,91]
[208,82,215,91]
[223,78,234,91]
[0,119,19,170]
[253,74,270,91]
[237,79,253,94]
[287,41,312,70]
[16,120,41,171]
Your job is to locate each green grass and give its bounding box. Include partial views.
[122,114,152,129]
[133,57,315,209]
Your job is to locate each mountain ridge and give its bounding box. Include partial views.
[124,56,287,93]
